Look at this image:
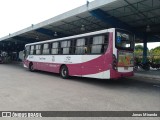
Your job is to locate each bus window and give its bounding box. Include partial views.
[51,42,59,54]
[61,41,71,54]
[30,45,35,55]
[75,38,86,54]
[91,35,105,54]
[42,43,49,54]
[36,44,41,55]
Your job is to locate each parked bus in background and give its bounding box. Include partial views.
[23,28,134,79]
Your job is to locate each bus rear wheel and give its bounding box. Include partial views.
[60,65,69,79]
[29,63,34,72]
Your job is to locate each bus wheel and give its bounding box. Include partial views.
[29,63,34,72]
[60,65,69,79]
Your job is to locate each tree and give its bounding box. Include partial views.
[150,46,160,63]
[134,45,150,57]
[150,46,160,56]
[135,45,143,51]
[134,45,144,57]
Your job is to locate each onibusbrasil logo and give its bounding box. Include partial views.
[1,112,42,118]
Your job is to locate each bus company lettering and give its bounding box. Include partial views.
[39,57,46,60]
[64,56,72,63]
[29,56,33,59]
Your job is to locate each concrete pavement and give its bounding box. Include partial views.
[0,63,159,120]
[134,69,160,80]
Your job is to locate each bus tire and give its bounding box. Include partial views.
[29,62,34,72]
[60,65,69,79]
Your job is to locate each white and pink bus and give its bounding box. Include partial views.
[23,28,134,79]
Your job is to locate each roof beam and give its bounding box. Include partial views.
[106,0,147,13]
[89,8,155,41]
[124,0,149,20]
[36,28,55,37]
[62,21,90,32]
[90,8,134,32]
[0,41,25,51]
[13,36,39,43]
[127,16,160,25]
[5,38,29,44]
[148,35,160,42]
[36,28,68,38]
[117,6,160,20]
[76,16,104,29]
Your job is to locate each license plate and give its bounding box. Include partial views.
[124,67,128,70]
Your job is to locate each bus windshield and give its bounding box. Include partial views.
[115,30,134,51]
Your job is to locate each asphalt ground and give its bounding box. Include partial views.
[135,68,160,79]
[0,63,160,120]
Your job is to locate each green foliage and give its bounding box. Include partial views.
[134,45,160,63]
[150,46,160,56]
[150,46,160,63]
[135,45,143,51]
[134,45,143,57]
[134,45,149,57]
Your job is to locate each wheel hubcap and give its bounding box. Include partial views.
[31,65,34,70]
[62,68,66,77]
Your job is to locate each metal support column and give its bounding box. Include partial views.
[142,38,147,63]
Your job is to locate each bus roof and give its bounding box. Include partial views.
[25,28,115,46]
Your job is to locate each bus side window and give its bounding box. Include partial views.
[91,35,105,54]
[51,42,59,54]
[75,38,86,54]
[42,43,50,55]
[30,45,35,55]
[61,40,70,54]
[90,34,108,54]
[36,44,41,55]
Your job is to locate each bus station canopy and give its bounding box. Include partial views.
[0,0,160,51]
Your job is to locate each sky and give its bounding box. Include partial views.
[136,43,160,50]
[0,0,159,50]
[0,0,92,37]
